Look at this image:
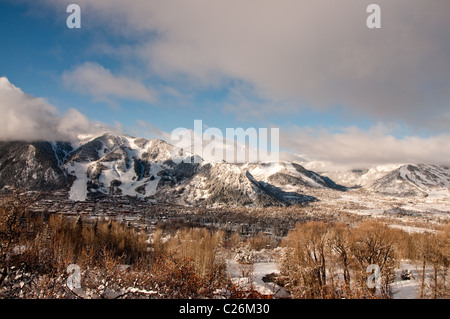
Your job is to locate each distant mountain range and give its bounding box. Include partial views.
[0,133,448,206]
[311,163,450,198]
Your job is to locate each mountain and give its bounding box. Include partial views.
[369,164,450,197]
[245,161,346,191]
[1,133,341,207]
[0,141,73,191]
[2,134,448,203]
[318,164,404,188]
[65,134,181,201]
[64,133,322,207]
[318,163,450,197]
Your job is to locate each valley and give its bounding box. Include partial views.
[0,133,448,299]
[0,132,448,234]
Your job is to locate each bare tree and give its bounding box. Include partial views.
[330,223,352,290]
[350,221,397,298]
[280,221,331,298]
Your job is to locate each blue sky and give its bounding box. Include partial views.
[0,0,449,167]
[0,1,382,132]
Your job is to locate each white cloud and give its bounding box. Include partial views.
[0,77,98,142]
[62,62,156,105]
[281,125,450,169]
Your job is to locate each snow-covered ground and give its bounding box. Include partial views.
[390,260,441,299]
[391,262,420,299]
[226,259,289,298]
[317,188,450,225]
[225,258,441,299]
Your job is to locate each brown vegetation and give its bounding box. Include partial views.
[0,192,448,299]
[279,220,449,299]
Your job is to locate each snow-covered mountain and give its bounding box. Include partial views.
[65,134,180,201]
[368,164,450,197]
[318,163,450,197]
[318,164,404,188]
[1,133,340,207]
[245,161,346,191]
[0,141,73,191]
[3,133,446,203]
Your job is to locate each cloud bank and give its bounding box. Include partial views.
[10,1,449,168]
[281,125,450,169]
[45,0,450,130]
[0,77,98,142]
[2,75,447,168]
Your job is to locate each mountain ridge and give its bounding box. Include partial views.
[1,133,448,204]
[319,163,450,197]
[0,134,327,207]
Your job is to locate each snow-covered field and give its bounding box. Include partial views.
[390,261,443,299]
[317,187,450,226]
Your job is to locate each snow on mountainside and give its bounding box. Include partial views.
[65,133,180,201]
[245,161,346,191]
[0,141,73,191]
[319,164,404,188]
[63,134,346,206]
[162,161,316,207]
[369,164,450,197]
[2,133,447,203]
[316,163,450,198]
[0,133,321,207]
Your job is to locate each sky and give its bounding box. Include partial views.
[0,0,449,169]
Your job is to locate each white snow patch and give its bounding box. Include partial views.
[145,164,162,196]
[68,162,89,201]
[226,259,288,297]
